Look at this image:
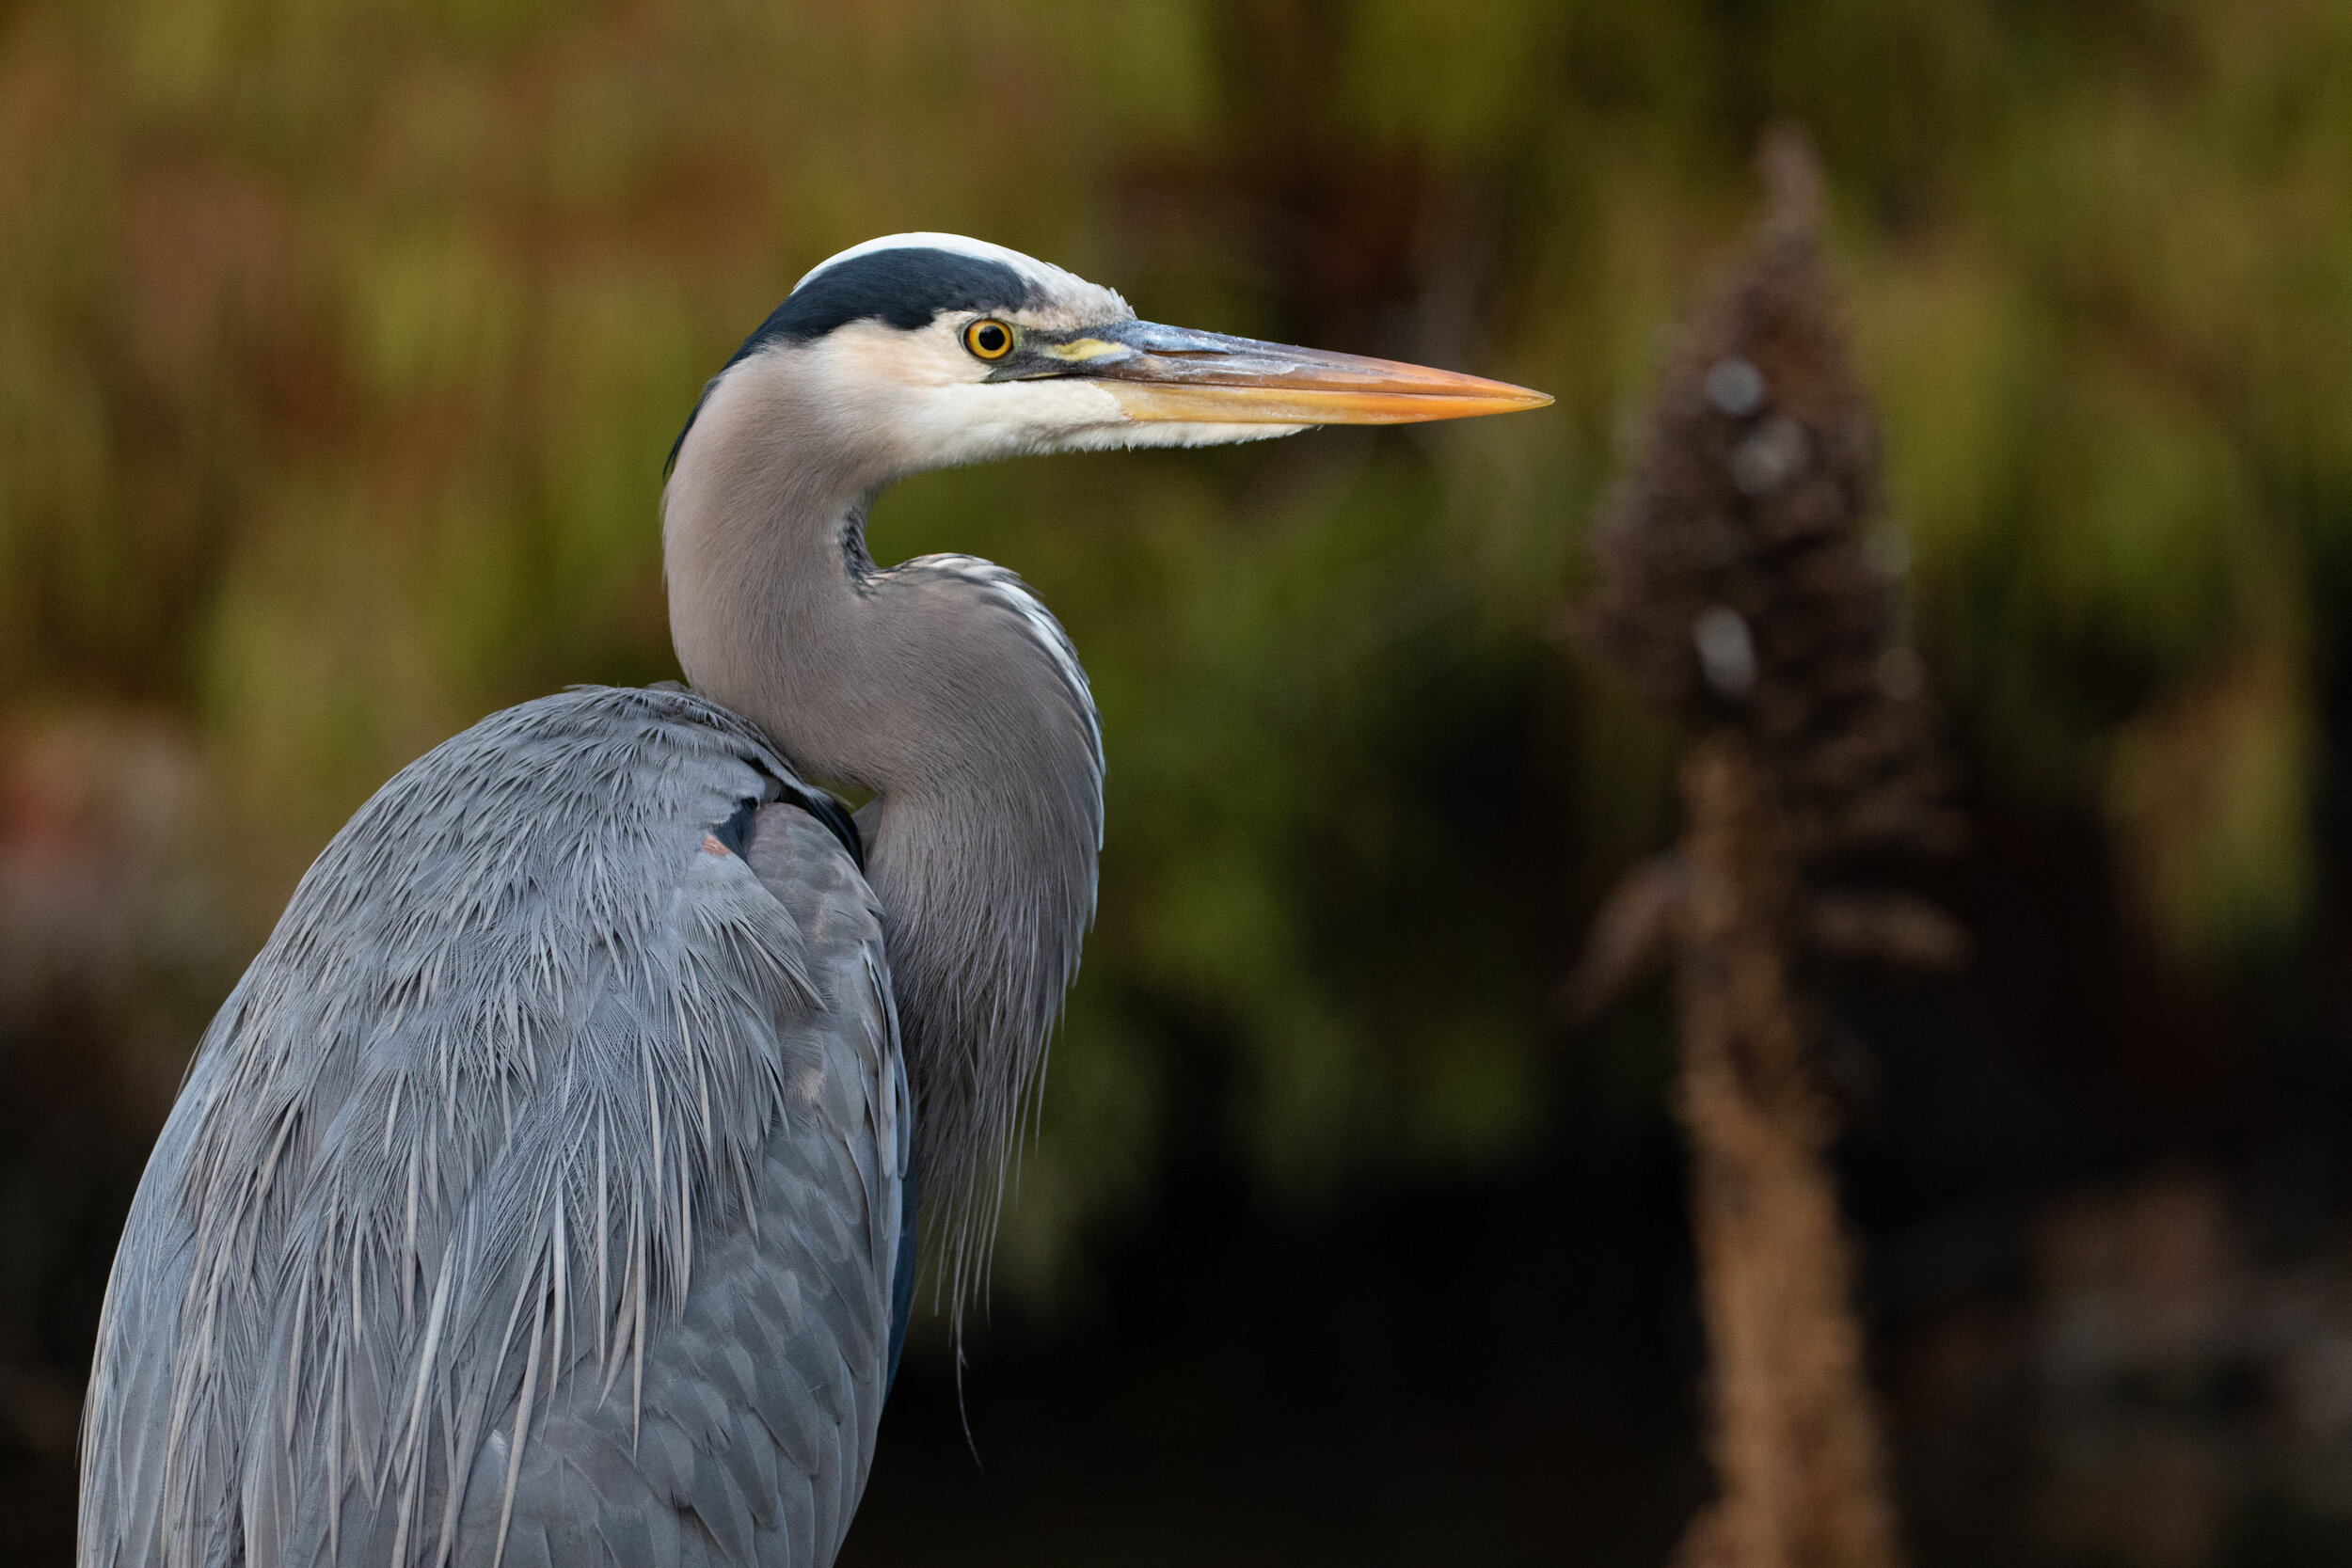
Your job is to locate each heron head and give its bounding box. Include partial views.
[667,232,1549,483]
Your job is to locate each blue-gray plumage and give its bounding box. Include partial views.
[79,233,1547,1567]
[83,689,904,1568]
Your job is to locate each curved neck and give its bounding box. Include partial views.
[663,368,1103,1307]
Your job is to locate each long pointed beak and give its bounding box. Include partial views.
[1042,321,1551,425]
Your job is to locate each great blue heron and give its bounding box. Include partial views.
[78,233,1547,1568]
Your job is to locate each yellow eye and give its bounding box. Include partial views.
[963,318,1016,360]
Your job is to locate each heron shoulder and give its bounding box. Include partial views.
[311,684,860,897]
[81,682,909,1568]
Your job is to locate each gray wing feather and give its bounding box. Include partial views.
[80,688,908,1568]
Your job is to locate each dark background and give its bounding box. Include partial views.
[7,1,2352,1562]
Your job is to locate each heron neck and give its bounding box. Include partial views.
[661,400,1102,1306]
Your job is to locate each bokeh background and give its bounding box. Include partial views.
[6,1,2352,1562]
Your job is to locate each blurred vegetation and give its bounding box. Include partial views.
[4,0,2351,1323]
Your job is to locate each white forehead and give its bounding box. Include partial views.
[795,232,1047,291]
[794,232,1132,326]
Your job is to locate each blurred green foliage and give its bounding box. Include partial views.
[4,0,2349,1299]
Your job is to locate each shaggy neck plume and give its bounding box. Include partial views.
[661,359,1104,1312]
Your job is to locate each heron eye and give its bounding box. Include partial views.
[963,319,1015,360]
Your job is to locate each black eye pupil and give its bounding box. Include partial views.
[976,325,1006,354]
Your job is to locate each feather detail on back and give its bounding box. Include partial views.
[80,687,907,1568]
